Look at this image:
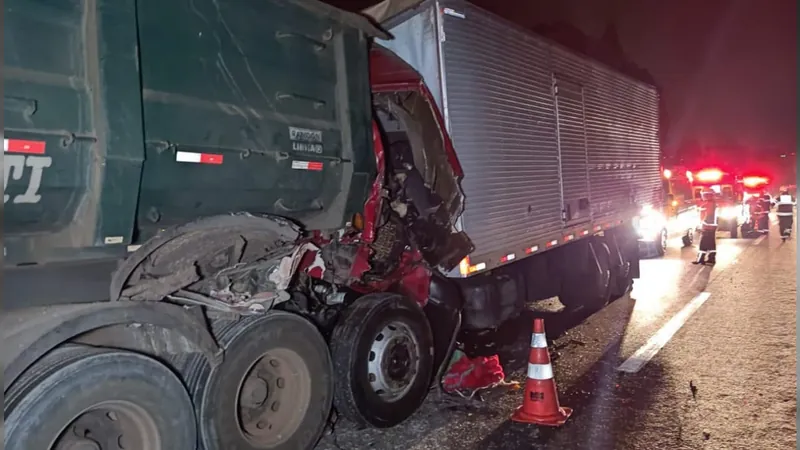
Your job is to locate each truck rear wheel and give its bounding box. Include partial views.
[331,292,434,428]
[559,240,611,312]
[655,228,668,256]
[4,346,196,450]
[189,312,332,450]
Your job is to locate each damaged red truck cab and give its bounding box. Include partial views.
[305,45,470,304]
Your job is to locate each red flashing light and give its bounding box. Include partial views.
[742,176,769,188]
[695,169,723,183]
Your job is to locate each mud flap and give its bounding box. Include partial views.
[628,236,641,279]
[423,271,464,385]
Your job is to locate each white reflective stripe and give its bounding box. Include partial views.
[176,151,202,163]
[707,250,717,254]
[776,212,794,216]
[527,363,554,380]
[531,333,548,348]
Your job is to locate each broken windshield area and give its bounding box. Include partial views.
[373,90,464,228]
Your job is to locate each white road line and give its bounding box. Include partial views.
[753,235,766,246]
[617,292,712,373]
[687,266,704,288]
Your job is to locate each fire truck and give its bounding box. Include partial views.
[689,168,744,238]
[740,174,772,235]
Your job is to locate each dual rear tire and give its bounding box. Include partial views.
[559,234,634,313]
[188,295,434,447]
[186,312,333,450]
[4,346,197,450]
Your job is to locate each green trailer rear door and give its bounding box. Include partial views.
[4,0,145,265]
[133,0,379,240]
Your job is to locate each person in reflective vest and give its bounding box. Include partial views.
[776,192,794,238]
[694,191,718,265]
[746,195,761,231]
[758,193,772,231]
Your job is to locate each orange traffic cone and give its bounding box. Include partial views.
[511,318,572,426]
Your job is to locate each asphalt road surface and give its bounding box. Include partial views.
[319,214,796,450]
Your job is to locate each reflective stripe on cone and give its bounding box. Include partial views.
[527,363,554,380]
[531,332,547,348]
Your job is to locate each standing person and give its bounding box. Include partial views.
[746,195,760,234]
[776,191,794,239]
[694,190,718,265]
[758,192,772,232]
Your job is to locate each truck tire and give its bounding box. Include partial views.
[730,223,739,239]
[331,292,435,428]
[606,232,632,299]
[682,232,694,247]
[559,241,611,313]
[741,222,753,236]
[609,251,633,300]
[187,312,333,450]
[4,345,196,450]
[655,228,668,256]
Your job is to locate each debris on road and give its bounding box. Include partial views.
[442,350,509,399]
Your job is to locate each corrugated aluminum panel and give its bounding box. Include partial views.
[582,60,662,219]
[383,0,661,273]
[437,1,564,263]
[553,76,591,225]
[374,7,443,110]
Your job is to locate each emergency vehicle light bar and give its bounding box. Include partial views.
[695,169,723,183]
[742,176,769,188]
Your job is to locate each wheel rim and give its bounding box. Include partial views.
[367,321,421,402]
[236,349,312,448]
[51,401,160,450]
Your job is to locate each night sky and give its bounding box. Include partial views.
[330,0,797,159]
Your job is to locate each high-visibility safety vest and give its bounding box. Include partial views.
[776,194,794,217]
[747,198,761,216]
[700,201,718,231]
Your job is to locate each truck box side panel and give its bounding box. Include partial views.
[552,71,591,225]
[384,0,661,271]
[583,63,662,219]
[438,2,564,262]
[374,8,443,110]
